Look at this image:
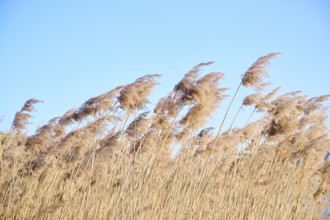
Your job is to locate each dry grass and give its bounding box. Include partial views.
[1,53,330,219]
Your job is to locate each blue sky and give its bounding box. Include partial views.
[1,0,330,132]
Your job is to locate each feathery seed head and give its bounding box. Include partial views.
[179,72,227,129]
[119,74,161,111]
[12,98,43,133]
[243,93,263,106]
[242,52,280,89]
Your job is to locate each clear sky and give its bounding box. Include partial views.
[1,0,330,132]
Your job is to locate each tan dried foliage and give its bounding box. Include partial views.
[1,55,330,219]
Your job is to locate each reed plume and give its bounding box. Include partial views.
[118,74,161,111]
[180,72,227,129]
[242,52,280,90]
[11,98,43,134]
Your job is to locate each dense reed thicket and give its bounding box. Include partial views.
[1,53,330,219]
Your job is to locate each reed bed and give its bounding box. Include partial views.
[1,53,329,219]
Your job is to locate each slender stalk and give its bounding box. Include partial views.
[130,110,137,220]
[214,80,243,145]
[228,103,243,130]
[245,107,256,126]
